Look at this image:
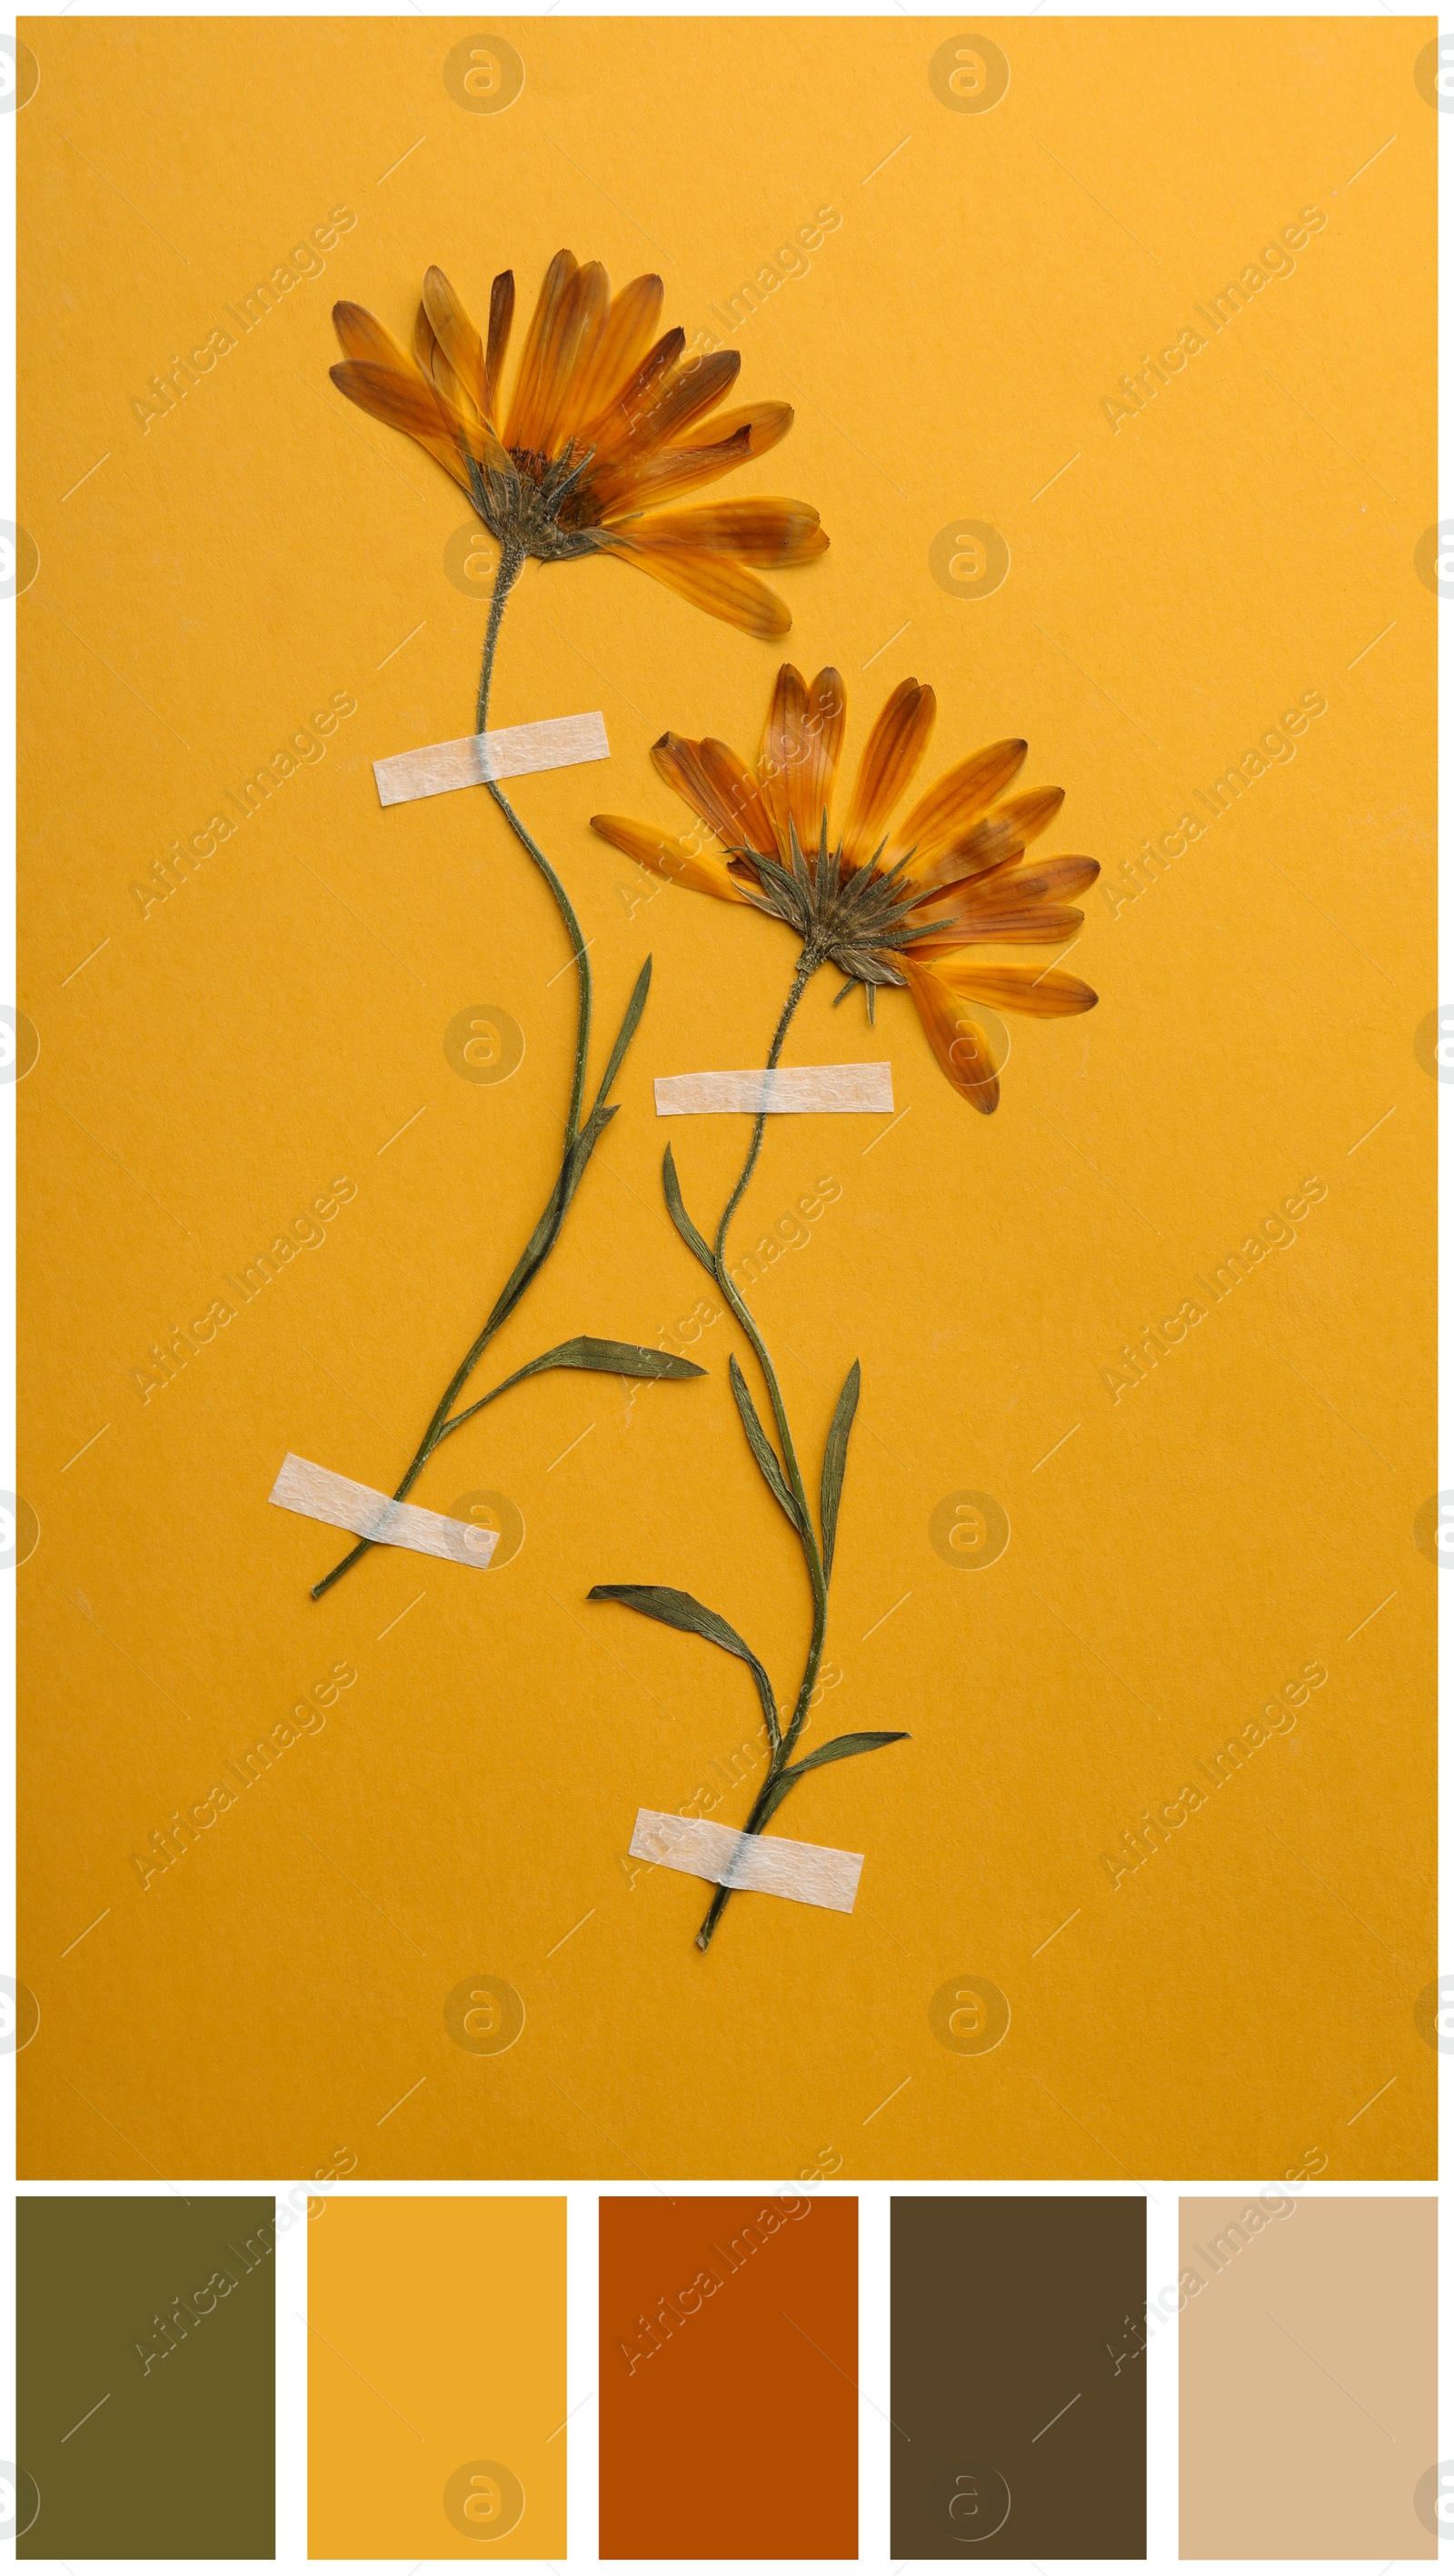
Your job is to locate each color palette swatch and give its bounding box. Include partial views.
[16,2194,275,2559]
[891,2193,1146,2557]
[307,2194,566,2558]
[598,2193,857,2559]
[1180,2194,1436,2559]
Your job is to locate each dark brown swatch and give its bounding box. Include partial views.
[599,2193,857,2559]
[891,2194,1146,2558]
[17,2194,275,2559]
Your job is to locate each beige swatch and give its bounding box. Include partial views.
[1180,2194,1436,2559]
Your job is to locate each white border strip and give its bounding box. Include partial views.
[373,710,609,806]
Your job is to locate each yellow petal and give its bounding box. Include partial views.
[841,680,937,872]
[600,534,790,638]
[590,813,752,903]
[901,960,1001,1113]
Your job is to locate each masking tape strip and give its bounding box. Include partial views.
[373,711,610,807]
[630,1806,863,1914]
[653,1062,893,1118]
[268,1452,499,1569]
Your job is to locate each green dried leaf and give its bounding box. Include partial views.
[506,1337,704,1387]
[439,1337,702,1438]
[662,1143,717,1278]
[754,1727,909,1830]
[588,1582,780,1754]
[591,954,652,1116]
[820,1359,861,1581]
[728,1353,802,1532]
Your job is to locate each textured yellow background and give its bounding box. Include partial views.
[307,2195,566,2557]
[19,16,1435,2182]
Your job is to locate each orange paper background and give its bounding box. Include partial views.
[17,15,1436,2183]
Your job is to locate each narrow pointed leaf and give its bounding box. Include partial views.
[662,1143,717,1278]
[782,1729,909,1780]
[439,1335,703,1437]
[591,953,652,1116]
[588,1582,779,1752]
[728,1353,802,1531]
[753,1728,909,1831]
[495,1336,705,1392]
[820,1359,861,1580]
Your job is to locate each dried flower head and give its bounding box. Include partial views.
[331,253,826,635]
[593,664,1100,1111]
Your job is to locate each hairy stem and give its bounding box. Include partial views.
[697,947,829,1949]
[311,542,598,1599]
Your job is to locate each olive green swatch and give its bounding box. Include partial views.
[17,2195,275,2559]
[891,2194,1146,2558]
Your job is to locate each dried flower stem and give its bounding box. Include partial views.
[311,542,635,1598]
[695,946,832,1949]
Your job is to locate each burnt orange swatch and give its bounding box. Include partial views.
[1180,2194,1437,2559]
[599,2193,857,2559]
[307,2195,566,2560]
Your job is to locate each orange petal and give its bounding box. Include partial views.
[592,427,761,517]
[907,904,1085,950]
[537,259,610,453]
[925,962,1098,1018]
[993,784,1064,846]
[580,326,687,463]
[634,499,827,567]
[884,739,1029,871]
[590,813,752,903]
[328,360,473,491]
[905,813,1024,894]
[599,535,790,638]
[652,732,762,849]
[901,960,1001,1113]
[484,271,515,423]
[504,249,580,451]
[758,664,808,862]
[697,739,779,858]
[423,267,487,419]
[975,855,1100,903]
[566,274,663,432]
[841,680,937,872]
[334,301,415,374]
[626,349,742,458]
[676,400,792,456]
